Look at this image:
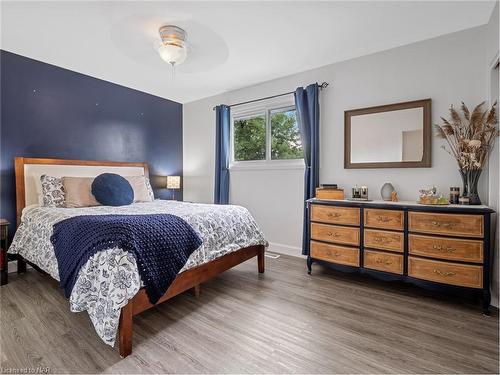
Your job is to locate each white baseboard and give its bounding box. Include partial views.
[8,261,18,273]
[267,242,305,258]
[6,261,32,273]
[491,296,499,308]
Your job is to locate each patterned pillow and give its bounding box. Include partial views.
[125,176,153,202]
[145,177,155,200]
[40,175,65,207]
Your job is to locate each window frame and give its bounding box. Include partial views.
[230,97,305,170]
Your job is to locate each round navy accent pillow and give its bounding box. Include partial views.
[91,173,134,206]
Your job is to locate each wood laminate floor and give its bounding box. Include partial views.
[0,254,498,374]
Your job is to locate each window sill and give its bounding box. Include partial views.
[229,161,305,171]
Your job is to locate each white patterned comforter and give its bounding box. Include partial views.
[8,200,267,346]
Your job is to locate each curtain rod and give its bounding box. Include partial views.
[212,82,329,110]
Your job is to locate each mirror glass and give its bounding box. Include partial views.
[345,99,431,169]
[351,107,423,163]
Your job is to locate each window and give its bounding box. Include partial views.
[231,103,303,167]
[233,113,266,161]
[270,107,303,160]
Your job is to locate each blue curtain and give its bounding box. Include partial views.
[214,105,231,204]
[295,84,320,255]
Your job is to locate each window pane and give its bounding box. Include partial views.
[234,115,266,161]
[271,108,303,160]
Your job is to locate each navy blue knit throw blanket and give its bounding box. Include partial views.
[50,214,202,304]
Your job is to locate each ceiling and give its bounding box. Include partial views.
[1,1,496,104]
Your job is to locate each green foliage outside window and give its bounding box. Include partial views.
[271,109,303,160]
[233,115,266,161]
[233,108,303,162]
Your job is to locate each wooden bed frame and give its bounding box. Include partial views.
[14,157,265,358]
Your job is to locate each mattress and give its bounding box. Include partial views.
[8,200,267,346]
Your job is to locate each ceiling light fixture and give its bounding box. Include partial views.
[157,25,188,69]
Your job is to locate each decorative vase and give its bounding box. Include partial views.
[380,182,395,201]
[459,169,482,205]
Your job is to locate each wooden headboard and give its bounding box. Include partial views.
[14,157,149,226]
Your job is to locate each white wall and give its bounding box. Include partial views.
[486,2,499,308]
[185,25,492,235]
[184,20,499,305]
[183,93,306,255]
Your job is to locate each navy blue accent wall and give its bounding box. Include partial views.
[1,50,183,234]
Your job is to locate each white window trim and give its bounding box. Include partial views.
[229,95,304,170]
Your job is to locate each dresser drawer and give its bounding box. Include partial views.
[409,212,483,238]
[364,250,403,275]
[408,257,483,288]
[364,229,403,252]
[310,241,359,267]
[409,234,483,263]
[311,223,360,246]
[364,209,404,230]
[310,205,360,226]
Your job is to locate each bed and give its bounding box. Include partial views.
[8,157,267,357]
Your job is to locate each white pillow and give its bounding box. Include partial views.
[33,173,44,206]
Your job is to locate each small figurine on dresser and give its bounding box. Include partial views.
[348,185,370,201]
[391,191,398,202]
[352,185,361,199]
[360,186,369,199]
[418,186,448,205]
[449,187,460,204]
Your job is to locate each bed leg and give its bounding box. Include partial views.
[119,302,133,358]
[257,246,265,274]
[17,258,27,274]
[193,284,201,299]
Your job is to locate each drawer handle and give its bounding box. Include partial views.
[433,269,456,277]
[327,212,341,218]
[377,216,391,222]
[326,250,340,257]
[432,245,456,252]
[373,236,387,243]
[375,257,392,265]
[327,232,341,238]
[431,221,454,228]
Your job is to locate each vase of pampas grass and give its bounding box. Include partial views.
[459,168,482,205]
[435,101,498,205]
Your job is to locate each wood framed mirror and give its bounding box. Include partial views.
[344,99,431,169]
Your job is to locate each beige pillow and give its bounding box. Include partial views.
[62,177,101,208]
[125,176,153,202]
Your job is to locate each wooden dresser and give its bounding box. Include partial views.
[307,199,494,314]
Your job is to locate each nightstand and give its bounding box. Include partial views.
[1,219,9,285]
